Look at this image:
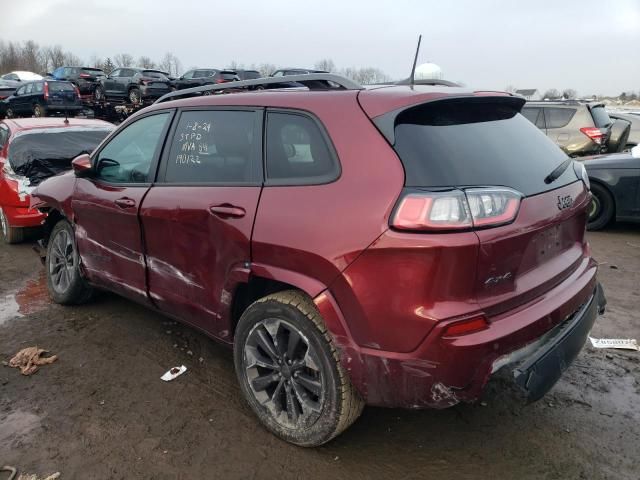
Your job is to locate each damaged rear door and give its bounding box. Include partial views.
[71,111,173,303]
[140,108,263,338]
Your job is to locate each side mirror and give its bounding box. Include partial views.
[71,154,93,177]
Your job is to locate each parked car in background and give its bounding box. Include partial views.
[581,150,640,230]
[235,69,261,81]
[522,101,631,156]
[31,76,605,446]
[267,68,329,89]
[608,112,640,151]
[0,117,113,243]
[172,69,239,90]
[49,66,106,100]
[94,68,172,104]
[2,80,82,118]
[1,71,43,82]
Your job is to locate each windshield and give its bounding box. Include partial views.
[393,98,578,196]
[49,82,75,92]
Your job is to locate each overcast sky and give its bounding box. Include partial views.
[1,0,639,95]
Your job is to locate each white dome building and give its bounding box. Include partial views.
[414,63,443,81]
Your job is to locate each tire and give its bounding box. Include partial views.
[46,219,93,305]
[33,103,46,118]
[587,183,615,231]
[234,290,364,447]
[5,107,15,119]
[128,87,141,105]
[94,86,104,102]
[0,208,24,244]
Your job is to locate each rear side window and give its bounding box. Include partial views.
[163,110,261,184]
[193,70,215,78]
[544,107,576,128]
[521,107,543,128]
[49,82,74,92]
[392,98,577,197]
[590,106,612,128]
[34,82,43,93]
[265,112,339,184]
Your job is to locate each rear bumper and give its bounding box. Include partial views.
[140,86,171,99]
[320,256,601,408]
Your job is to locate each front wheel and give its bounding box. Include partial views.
[234,290,364,446]
[128,88,141,105]
[46,219,93,304]
[587,183,615,231]
[5,107,15,118]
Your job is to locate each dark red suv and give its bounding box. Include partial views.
[31,74,605,446]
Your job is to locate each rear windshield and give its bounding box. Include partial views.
[9,128,112,184]
[82,68,105,76]
[392,98,578,196]
[48,82,75,92]
[142,70,168,79]
[241,71,261,80]
[590,106,612,128]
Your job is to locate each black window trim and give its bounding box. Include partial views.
[263,107,341,187]
[0,123,10,149]
[89,108,176,188]
[154,105,264,187]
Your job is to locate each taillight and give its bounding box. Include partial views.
[392,187,522,231]
[580,127,604,145]
[73,85,81,98]
[215,78,227,84]
[43,82,49,100]
[443,315,489,337]
[79,73,91,79]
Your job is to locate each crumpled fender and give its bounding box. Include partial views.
[29,171,76,220]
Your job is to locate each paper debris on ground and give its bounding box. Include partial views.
[161,365,187,381]
[589,337,639,351]
[8,346,58,375]
[17,473,60,480]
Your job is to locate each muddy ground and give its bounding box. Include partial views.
[1,225,639,480]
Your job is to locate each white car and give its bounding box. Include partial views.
[1,71,43,82]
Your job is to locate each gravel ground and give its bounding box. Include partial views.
[1,224,638,480]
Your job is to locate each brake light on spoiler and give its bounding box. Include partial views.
[392,187,522,231]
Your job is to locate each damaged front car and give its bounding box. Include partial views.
[0,118,113,243]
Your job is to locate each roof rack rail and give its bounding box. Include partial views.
[394,78,461,87]
[155,73,363,104]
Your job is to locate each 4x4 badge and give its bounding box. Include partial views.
[557,194,574,210]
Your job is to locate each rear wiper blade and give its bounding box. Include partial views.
[544,158,572,184]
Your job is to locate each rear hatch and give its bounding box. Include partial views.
[141,70,171,90]
[373,95,590,315]
[46,81,79,106]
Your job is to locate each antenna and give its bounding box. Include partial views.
[409,34,422,86]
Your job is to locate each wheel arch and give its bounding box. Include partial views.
[589,178,617,216]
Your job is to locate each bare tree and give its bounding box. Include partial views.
[314,59,335,72]
[102,57,115,74]
[158,52,181,76]
[562,88,577,99]
[542,89,561,100]
[137,56,155,69]
[340,66,390,85]
[257,63,277,77]
[44,45,65,71]
[114,53,134,67]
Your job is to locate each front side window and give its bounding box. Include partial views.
[163,109,260,184]
[23,83,33,94]
[109,69,121,78]
[52,67,64,78]
[16,86,25,95]
[265,112,338,184]
[181,70,194,80]
[95,113,170,184]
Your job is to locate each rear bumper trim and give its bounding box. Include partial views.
[511,283,605,402]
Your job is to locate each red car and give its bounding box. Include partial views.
[0,118,113,243]
[31,75,606,446]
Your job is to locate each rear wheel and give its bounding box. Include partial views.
[0,208,24,244]
[128,87,141,105]
[234,290,364,446]
[5,107,15,119]
[587,183,615,231]
[46,219,93,304]
[33,103,46,118]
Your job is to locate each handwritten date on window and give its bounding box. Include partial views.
[175,121,212,165]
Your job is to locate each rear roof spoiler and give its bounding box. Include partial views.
[155,73,363,104]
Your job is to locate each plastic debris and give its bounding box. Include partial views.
[161,365,187,381]
[589,337,639,351]
[8,347,58,375]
